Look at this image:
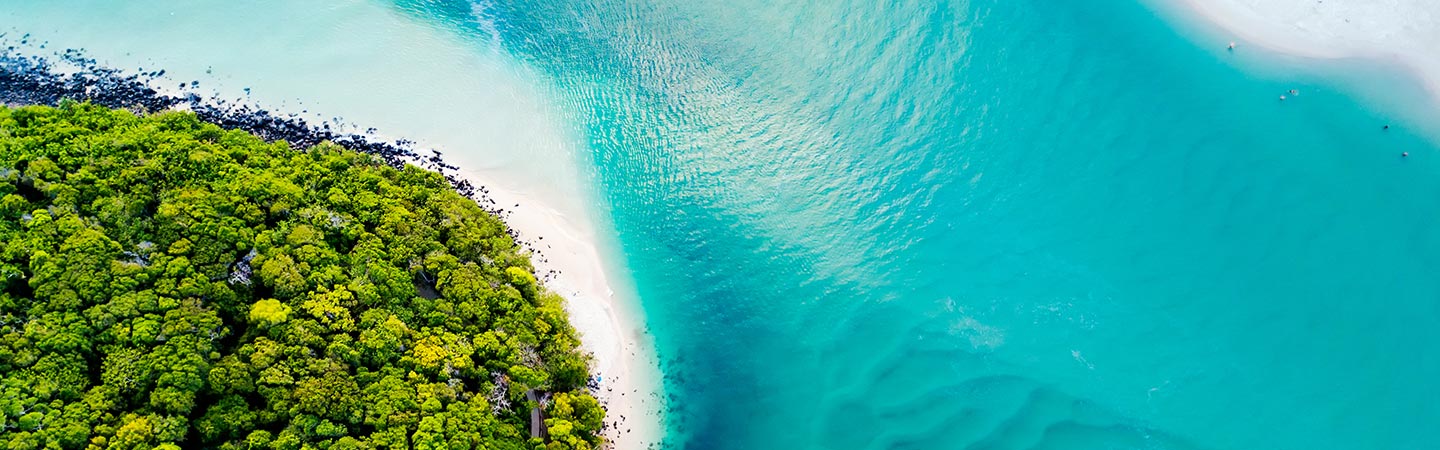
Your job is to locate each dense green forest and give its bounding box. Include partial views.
[0,103,604,450]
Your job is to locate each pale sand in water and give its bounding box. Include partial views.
[1163,0,1440,102]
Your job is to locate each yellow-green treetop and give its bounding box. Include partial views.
[0,102,603,450]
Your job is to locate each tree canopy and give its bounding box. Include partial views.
[0,102,604,450]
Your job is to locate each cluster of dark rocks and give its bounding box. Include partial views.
[0,42,521,236]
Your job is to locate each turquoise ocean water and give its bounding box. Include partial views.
[6,0,1440,448]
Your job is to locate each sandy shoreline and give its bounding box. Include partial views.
[1158,0,1440,104]
[447,169,666,449]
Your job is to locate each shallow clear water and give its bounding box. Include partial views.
[6,0,1440,448]
[468,0,1440,448]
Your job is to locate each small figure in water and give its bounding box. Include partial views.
[1228,41,1236,50]
[1289,89,1299,96]
[1402,152,1409,158]
[1384,125,1391,130]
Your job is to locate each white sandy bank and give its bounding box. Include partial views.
[1163,0,1440,102]
[457,176,667,449]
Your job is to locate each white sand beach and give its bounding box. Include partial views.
[451,175,667,450]
[1163,0,1440,101]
